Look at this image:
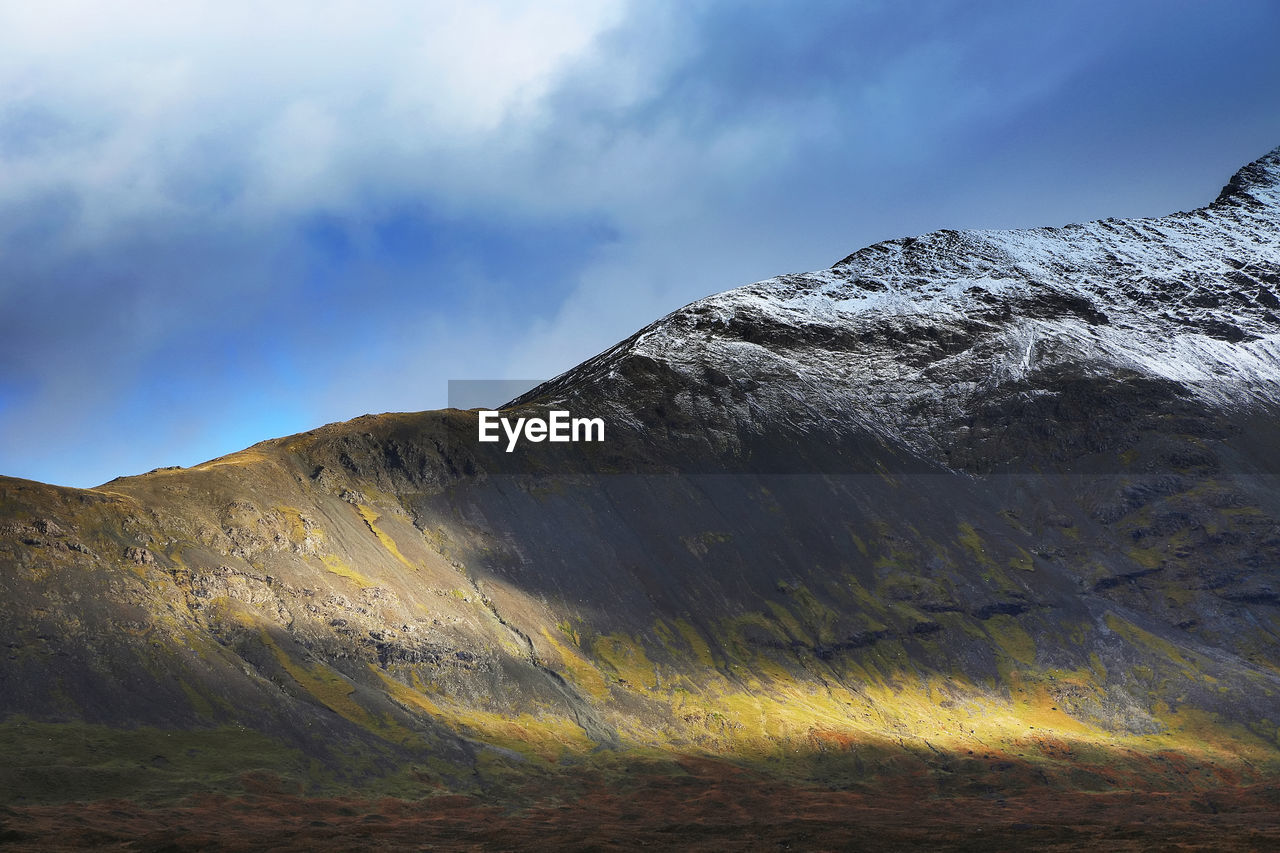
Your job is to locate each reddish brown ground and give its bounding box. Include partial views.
[3,758,1280,851]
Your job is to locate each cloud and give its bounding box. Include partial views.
[0,0,628,485]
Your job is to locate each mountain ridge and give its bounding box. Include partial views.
[4,145,1280,848]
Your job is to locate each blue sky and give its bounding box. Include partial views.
[2,0,1279,488]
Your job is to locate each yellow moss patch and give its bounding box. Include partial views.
[540,628,610,700]
[593,633,659,690]
[191,449,273,471]
[1127,547,1165,570]
[282,434,318,453]
[370,665,442,715]
[957,522,995,569]
[320,554,373,588]
[1009,548,1035,572]
[372,665,594,761]
[556,619,582,647]
[178,680,216,717]
[276,505,322,545]
[355,505,414,568]
[261,632,417,746]
[465,709,595,762]
[848,529,869,556]
[764,601,808,643]
[673,618,718,670]
[985,614,1036,667]
[1104,612,1191,669]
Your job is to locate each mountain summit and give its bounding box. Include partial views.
[4,146,1280,847]
[1215,144,1280,209]
[521,144,1280,469]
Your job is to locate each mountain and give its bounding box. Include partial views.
[3,147,1280,849]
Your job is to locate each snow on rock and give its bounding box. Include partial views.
[522,145,1280,463]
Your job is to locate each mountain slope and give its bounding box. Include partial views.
[4,147,1280,846]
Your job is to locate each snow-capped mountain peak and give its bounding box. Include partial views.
[1214,144,1280,211]
[524,145,1280,464]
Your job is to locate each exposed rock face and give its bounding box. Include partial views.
[4,147,1280,811]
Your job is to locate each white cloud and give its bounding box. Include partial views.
[0,0,627,229]
[386,1,625,132]
[252,100,341,208]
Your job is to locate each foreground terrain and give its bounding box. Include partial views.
[6,759,1280,851]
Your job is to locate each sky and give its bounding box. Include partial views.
[2,0,1280,488]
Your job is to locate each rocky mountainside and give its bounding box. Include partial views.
[3,146,1280,846]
